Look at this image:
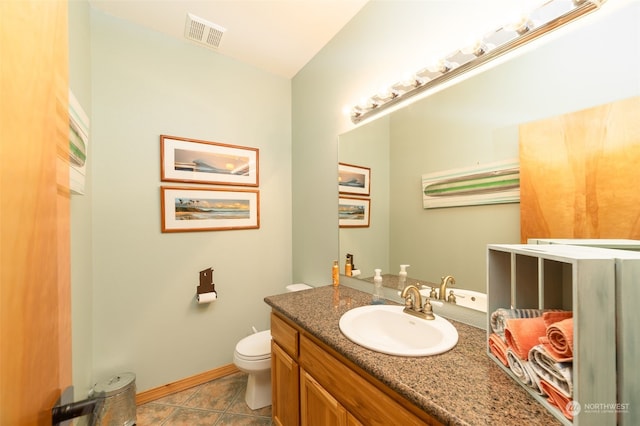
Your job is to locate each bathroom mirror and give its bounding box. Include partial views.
[339,2,640,294]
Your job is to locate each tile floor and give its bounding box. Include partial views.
[136,371,273,425]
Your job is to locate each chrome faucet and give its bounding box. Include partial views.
[439,275,455,301]
[400,284,435,320]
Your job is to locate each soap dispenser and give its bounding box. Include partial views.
[372,269,384,304]
[398,265,410,290]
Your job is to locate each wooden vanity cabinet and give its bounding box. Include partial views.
[270,311,441,426]
[271,313,300,426]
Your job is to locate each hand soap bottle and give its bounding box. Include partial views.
[372,269,384,304]
[398,265,410,290]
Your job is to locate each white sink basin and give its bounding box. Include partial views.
[339,305,458,357]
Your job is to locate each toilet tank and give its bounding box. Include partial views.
[286,283,312,292]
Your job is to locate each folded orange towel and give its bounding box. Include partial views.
[504,316,547,360]
[489,333,509,366]
[542,311,572,327]
[539,379,575,420]
[546,318,574,359]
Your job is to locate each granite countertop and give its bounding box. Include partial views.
[265,285,560,426]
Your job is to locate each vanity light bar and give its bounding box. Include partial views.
[350,0,604,124]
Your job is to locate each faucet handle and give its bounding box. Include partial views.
[429,287,438,299]
[404,296,414,310]
[422,299,436,320]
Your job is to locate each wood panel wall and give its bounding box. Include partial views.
[520,96,640,243]
[0,0,70,423]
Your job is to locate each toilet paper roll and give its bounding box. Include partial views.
[197,291,217,304]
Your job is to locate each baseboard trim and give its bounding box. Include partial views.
[135,364,240,405]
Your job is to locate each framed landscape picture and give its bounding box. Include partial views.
[161,186,260,232]
[338,162,370,196]
[339,196,370,228]
[161,135,259,186]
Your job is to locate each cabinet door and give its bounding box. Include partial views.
[272,341,300,426]
[347,413,364,426]
[300,371,347,426]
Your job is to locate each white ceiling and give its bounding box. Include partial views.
[89,0,369,79]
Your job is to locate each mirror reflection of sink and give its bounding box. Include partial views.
[449,289,487,312]
[339,305,458,357]
[416,288,487,313]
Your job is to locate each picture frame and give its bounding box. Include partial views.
[422,158,520,209]
[161,135,259,186]
[161,186,260,232]
[338,162,370,196]
[339,196,370,228]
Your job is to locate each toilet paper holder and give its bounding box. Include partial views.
[197,267,217,302]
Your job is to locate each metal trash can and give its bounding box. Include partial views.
[90,372,137,426]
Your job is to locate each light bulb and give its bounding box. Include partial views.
[461,40,488,57]
[427,59,452,74]
[505,15,533,35]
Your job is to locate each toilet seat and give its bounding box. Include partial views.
[235,330,271,360]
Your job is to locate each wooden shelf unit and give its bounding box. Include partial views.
[486,244,618,426]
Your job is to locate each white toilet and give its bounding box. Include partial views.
[233,283,312,410]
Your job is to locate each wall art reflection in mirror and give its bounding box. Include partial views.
[339,196,370,228]
[338,162,370,196]
[161,135,259,186]
[69,90,89,195]
[161,186,260,232]
[422,159,519,209]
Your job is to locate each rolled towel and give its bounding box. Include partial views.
[546,318,574,359]
[504,316,547,360]
[538,338,572,362]
[528,344,573,398]
[506,349,543,395]
[539,379,574,421]
[490,308,561,341]
[542,311,572,327]
[488,333,509,366]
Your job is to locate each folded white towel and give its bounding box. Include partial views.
[528,344,573,398]
[506,349,543,395]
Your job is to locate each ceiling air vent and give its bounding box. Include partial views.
[184,13,226,49]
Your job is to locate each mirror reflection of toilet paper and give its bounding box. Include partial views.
[197,292,217,304]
